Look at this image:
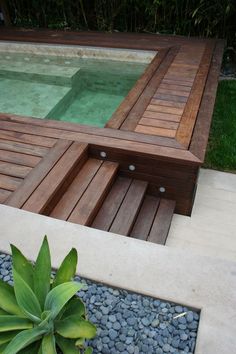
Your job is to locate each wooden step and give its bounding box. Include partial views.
[131,197,176,244]
[109,179,148,236]
[67,161,119,226]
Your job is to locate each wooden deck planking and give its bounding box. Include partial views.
[50,158,102,220]
[68,161,118,226]
[22,142,88,214]
[92,176,132,231]
[147,199,176,244]
[109,180,148,236]
[0,30,224,236]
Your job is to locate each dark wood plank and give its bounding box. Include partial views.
[146,104,184,115]
[0,161,32,178]
[0,139,49,157]
[130,195,160,240]
[0,188,11,203]
[0,174,22,191]
[0,129,56,147]
[150,99,186,109]
[5,139,72,208]
[121,46,180,131]
[176,41,216,147]
[0,149,41,167]
[143,111,181,122]
[92,176,132,231]
[154,93,188,103]
[109,180,148,235]
[147,199,176,244]
[22,142,88,214]
[50,158,102,220]
[190,40,225,161]
[68,161,118,226]
[106,50,168,129]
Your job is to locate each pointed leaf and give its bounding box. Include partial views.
[0,331,20,345]
[0,279,24,316]
[13,269,42,322]
[45,282,83,320]
[56,315,96,339]
[34,236,51,309]
[11,245,34,289]
[41,333,56,354]
[18,341,41,353]
[0,308,9,316]
[0,316,32,332]
[56,335,80,354]
[3,327,46,354]
[62,297,86,319]
[53,248,78,288]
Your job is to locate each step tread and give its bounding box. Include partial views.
[68,161,118,226]
[92,176,132,231]
[130,195,160,240]
[50,158,103,220]
[147,199,176,244]
[109,179,148,236]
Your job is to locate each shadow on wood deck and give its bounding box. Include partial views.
[0,29,224,244]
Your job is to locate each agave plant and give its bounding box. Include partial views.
[0,236,96,353]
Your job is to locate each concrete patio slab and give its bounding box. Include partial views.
[0,204,235,354]
[167,168,236,262]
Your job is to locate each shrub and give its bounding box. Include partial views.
[0,236,96,353]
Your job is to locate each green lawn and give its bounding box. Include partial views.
[204,80,236,173]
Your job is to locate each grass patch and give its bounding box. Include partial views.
[204,80,236,173]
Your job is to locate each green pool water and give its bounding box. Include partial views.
[0,52,147,127]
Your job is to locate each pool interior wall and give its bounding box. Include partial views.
[0,44,152,127]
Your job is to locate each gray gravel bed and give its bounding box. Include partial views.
[0,253,200,354]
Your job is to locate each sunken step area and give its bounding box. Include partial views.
[2,138,175,245]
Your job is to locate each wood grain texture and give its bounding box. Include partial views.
[68,161,118,225]
[109,180,148,235]
[5,139,72,208]
[22,142,88,214]
[147,199,176,244]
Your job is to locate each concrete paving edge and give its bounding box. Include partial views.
[0,204,235,354]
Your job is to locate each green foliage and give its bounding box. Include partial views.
[5,0,236,44]
[204,80,236,172]
[0,236,96,353]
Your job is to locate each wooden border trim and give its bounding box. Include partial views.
[106,50,167,129]
[121,46,180,131]
[175,40,216,147]
[190,40,225,161]
[0,113,182,149]
[0,115,201,165]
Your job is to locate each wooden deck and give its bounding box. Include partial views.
[0,29,224,244]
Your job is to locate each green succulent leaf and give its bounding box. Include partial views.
[41,333,56,354]
[55,335,80,354]
[18,341,41,353]
[13,269,42,323]
[0,343,8,352]
[0,316,33,332]
[84,347,93,354]
[3,327,46,354]
[56,315,96,339]
[34,236,51,309]
[0,279,24,316]
[0,331,20,345]
[11,245,34,289]
[44,282,83,320]
[62,298,86,319]
[0,308,10,316]
[53,248,78,288]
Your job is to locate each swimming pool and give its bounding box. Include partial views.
[0,43,154,127]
